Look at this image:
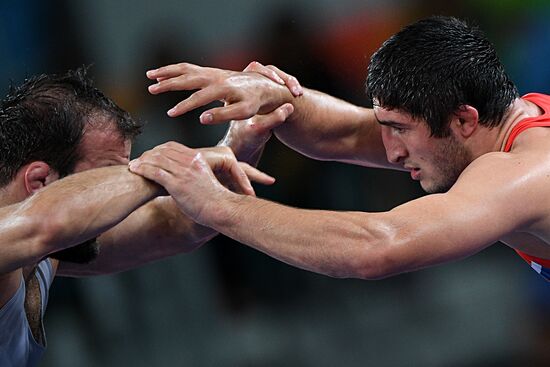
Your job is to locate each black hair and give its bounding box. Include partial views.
[0,66,142,187]
[366,16,519,137]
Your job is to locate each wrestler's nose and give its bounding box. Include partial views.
[381,125,408,164]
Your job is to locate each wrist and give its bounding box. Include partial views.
[218,129,266,163]
[127,167,165,199]
[258,82,294,115]
[203,190,246,230]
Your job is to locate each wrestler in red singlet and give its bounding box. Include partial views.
[504,93,550,280]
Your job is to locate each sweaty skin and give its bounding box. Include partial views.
[0,125,281,309]
[134,62,550,279]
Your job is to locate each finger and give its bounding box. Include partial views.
[151,142,195,161]
[228,161,255,196]
[266,65,303,96]
[239,162,276,185]
[167,87,226,117]
[146,63,197,80]
[200,101,259,124]
[131,141,198,173]
[250,103,294,131]
[243,61,285,85]
[148,74,208,95]
[128,160,172,188]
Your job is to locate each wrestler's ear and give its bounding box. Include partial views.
[452,105,479,138]
[23,161,59,195]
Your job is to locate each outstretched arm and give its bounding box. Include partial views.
[129,146,539,279]
[146,62,393,169]
[56,146,276,277]
[276,88,389,167]
[0,166,160,307]
[0,166,160,276]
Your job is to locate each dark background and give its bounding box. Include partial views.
[1,1,550,366]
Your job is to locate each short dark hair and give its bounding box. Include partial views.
[366,16,519,137]
[0,67,142,187]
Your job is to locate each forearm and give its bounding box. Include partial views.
[275,89,390,168]
[218,127,267,166]
[59,197,217,276]
[204,193,388,279]
[0,166,160,274]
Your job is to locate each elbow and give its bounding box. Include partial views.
[20,214,64,264]
[35,215,68,257]
[345,242,404,281]
[318,248,395,280]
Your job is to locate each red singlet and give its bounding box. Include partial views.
[503,93,550,280]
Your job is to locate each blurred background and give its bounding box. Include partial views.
[2,0,550,366]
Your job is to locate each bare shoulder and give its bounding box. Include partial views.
[451,143,550,231]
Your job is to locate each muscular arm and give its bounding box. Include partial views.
[55,196,217,276]
[147,63,394,169]
[131,146,541,279]
[0,166,159,306]
[274,88,391,168]
[0,166,160,276]
[57,144,275,277]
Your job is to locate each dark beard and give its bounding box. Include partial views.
[49,238,100,264]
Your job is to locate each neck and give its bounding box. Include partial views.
[468,98,543,159]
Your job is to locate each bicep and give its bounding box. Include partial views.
[373,162,534,274]
[376,194,505,274]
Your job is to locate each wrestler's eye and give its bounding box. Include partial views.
[392,126,406,134]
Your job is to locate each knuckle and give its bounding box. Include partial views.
[241,101,255,116]
[140,150,152,159]
[195,75,208,85]
[192,151,204,162]
[177,62,189,71]
[155,143,168,151]
[275,109,287,120]
[161,79,177,89]
[154,169,169,183]
[218,146,232,155]
[245,61,259,71]
[165,141,178,148]
[148,168,161,181]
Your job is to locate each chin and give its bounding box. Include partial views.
[420,182,436,194]
[420,178,453,194]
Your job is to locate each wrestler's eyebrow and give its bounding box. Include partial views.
[373,111,406,128]
[377,119,405,128]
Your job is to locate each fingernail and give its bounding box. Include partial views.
[148,84,158,92]
[128,160,138,170]
[292,86,303,96]
[167,108,176,117]
[284,104,294,115]
[200,113,213,124]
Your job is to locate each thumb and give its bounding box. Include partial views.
[252,103,294,131]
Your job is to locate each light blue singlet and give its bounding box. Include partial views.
[0,259,54,367]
